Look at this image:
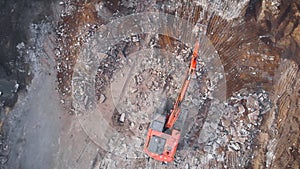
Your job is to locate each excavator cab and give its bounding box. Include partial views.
[144,113,181,162]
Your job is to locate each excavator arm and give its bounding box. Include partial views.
[165,42,200,129]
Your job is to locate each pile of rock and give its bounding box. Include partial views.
[184,89,271,168]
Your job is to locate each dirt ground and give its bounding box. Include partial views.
[1,0,300,168]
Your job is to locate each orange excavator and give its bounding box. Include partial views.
[144,42,200,162]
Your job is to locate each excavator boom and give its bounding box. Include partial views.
[165,42,200,129]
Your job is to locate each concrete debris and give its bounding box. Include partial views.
[131,36,139,42]
[238,104,245,114]
[119,113,125,123]
[248,110,259,125]
[221,117,231,128]
[60,99,65,104]
[195,0,250,20]
[99,94,106,103]
[172,89,271,168]
[185,163,190,169]
[129,122,135,127]
[84,96,88,106]
[228,142,241,151]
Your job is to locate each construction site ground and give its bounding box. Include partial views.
[0,0,299,168]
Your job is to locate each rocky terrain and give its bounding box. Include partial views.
[0,0,299,168]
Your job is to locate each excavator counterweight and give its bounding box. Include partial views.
[144,42,200,162]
